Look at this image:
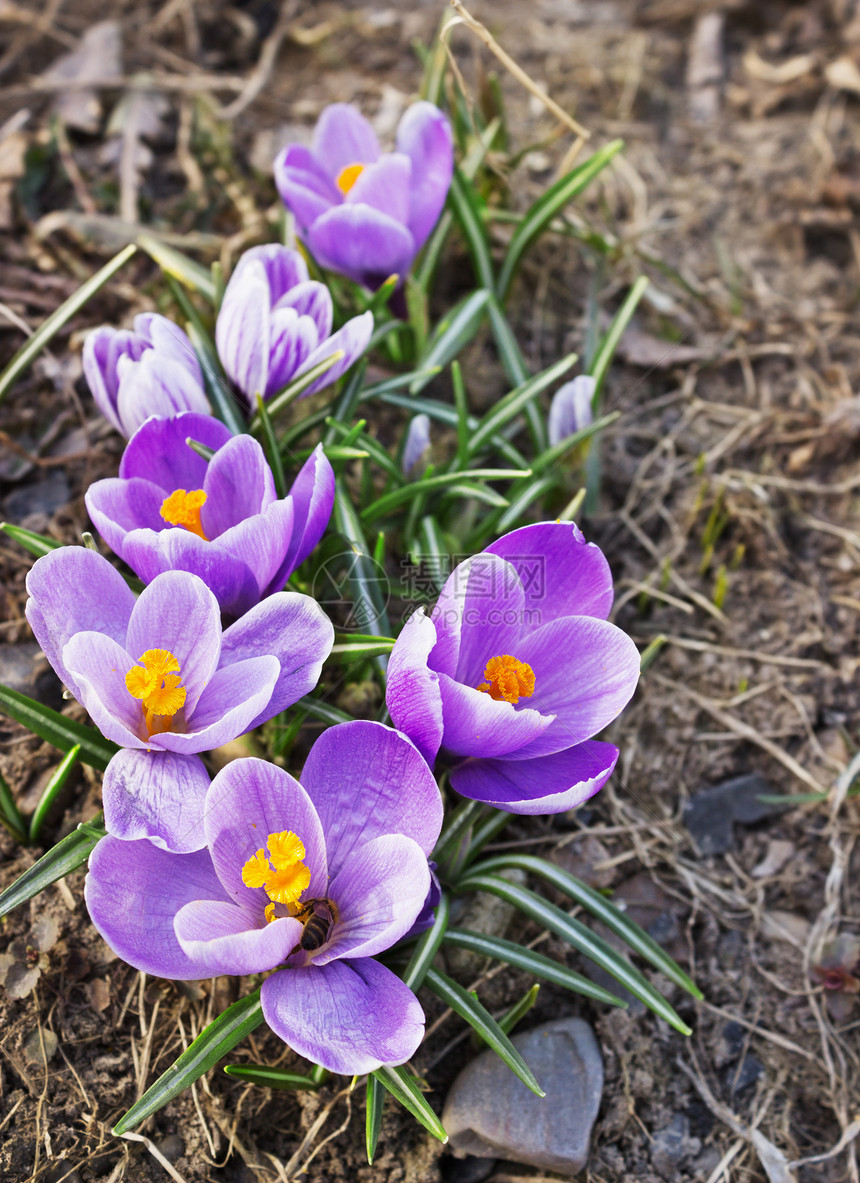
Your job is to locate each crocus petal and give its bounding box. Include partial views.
[119,412,232,488]
[345,154,411,223]
[83,328,141,433]
[311,103,380,178]
[384,609,444,767]
[246,243,309,302]
[396,101,454,249]
[116,353,210,438]
[485,521,614,623]
[429,554,524,683]
[136,313,203,383]
[437,672,554,759]
[220,593,334,727]
[215,499,295,601]
[122,528,260,620]
[402,413,430,475]
[548,375,595,446]
[264,307,319,397]
[261,958,424,1074]
[300,720,443,873]
[273,145,341,233]
[62,632,145,747]
[449,739,619,814]
[174,900,302,975]
[200,434,277,538]
[306,205,415,289]
[508,615,641,757]
[24,547,136,699]
[275,279,333,342]
[156,655,279,754]
[102,748,211,853]
[85,836,230,979]
[264,444,334,592]
[85,476,168,557]
[203,757,328,907]
[297,310,374,397]
[124,571,222,712]
[215,258,271,399]
[313,834,430,964]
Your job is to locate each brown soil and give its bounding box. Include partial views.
[2,1,860,1181]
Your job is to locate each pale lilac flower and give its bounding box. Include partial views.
[274,103,453,289]
[402,413,431,475]
[25,548,333,852]
[85,413,334,618]
[215,245,372,403]
[548,375,595,446]
[85,723,443,1075]
[83,313,210,438]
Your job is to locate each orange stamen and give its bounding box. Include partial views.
[160,489,208,540]
[336,163,365,195]
[241,829,311,919]
[125,648,186,734]
[477,654,536,705]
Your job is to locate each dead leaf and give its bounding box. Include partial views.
[825,55,860,96]
[85,978,111,1014]
[743,50,817,85]
[39,21,122,133]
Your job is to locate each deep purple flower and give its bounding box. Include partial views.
[386,522,640,815]
[85,413,334,618]
[274,102,453,289]
[83,313,210,438]
[85,722,443,1074]
[215,245,373,403]
[25,548,334,852]
[548,375,595,447]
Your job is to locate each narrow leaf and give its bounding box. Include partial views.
[371,1065,447,1143]
[292,696,352,727]
[0,683,119,770]
[410,290,491,394]
[424,967,545,1097]
[361,468,531,524]
[366,1074,385,1164]
[254,394,287,497]
[29,743,80,843]
[467,353,579,456]
[113,989,264,1134]
[372,391,528,469]
[0,522,64,560]
[250,352,343,430]
[403,892,450,991]
[137,233,215,300]
[449,170,495,291]
[223,1064,319,1090]
[498,983,540,1035]
[0,768,26,843]
[0,815,105,919]
[333,478,392,641]
[588,275,650,400]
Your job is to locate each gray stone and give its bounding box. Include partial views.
[442,1018,603,1177]
[650,1113,701,1178]
[441,1156,496,1183]
[683,773,781,855]
[3,470,70,520]
[0,642,61,707]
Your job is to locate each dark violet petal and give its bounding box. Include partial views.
[402,413,430,475]
[429,553,523,685]
[548,375,595,446]
[242,243,309,302]
[402,863,441,941]
[220,592,334,727]
[203,756,327,907]
[314,834,429,965]
[345,154,411,223]
[200,434,277,538]
[306,206,415,289]
[500,615,641,758]
[384,609,444,767]
[24,547,136,699]
[273,146,341,233]
[122,528,260,619]
[300,720,443,873]
[62,631,145,747]
[264,307,319,397]
[174,900,301,975]
[157,655,279,754]
[261,958,424,1074]
[215,499,294,600]
[437,672,553,759]
[116,352,210,438]
[119,412,231,487]
[85,836,230,979]
[85,476,167,558]
[102,748,210,853]
[265,444,334,592]
[136,313,202,383]
[311,104,380,177]
[295,311,374,397]
[449,739,618,814]
[125,571,222,711]
[396,101,454,250]
[275,279,333,342]
[215,257,271,400]
[485,521,614,623]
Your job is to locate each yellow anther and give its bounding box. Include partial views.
[125,648,186,734]
[160,488,208,540]
[241,829,311,912]
[336,163,365,195]
[477,654,536,705]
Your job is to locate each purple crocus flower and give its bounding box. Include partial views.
[274,102,453,290]
[215,245,373,403]
[548,375,595,447]
[83,313,210,438]
[402,413,431,475]
[385,522,640,815]
[85,722,443,1074]
[25,547,334,853]
[85,412,334,619]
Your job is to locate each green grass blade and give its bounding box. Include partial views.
[449,169,495,291]
[403,892,450,991]
[137,233,215,300]
[442,928,627,1007]
[0,768,26,843]
[223,1065,319,1090]
[484,295,547,454]
[374,391,528,468]
[366,1074,385,1164]
[472,853,702,1000]
[424,966,544,1096]
[113,989,264,1134]
[0,522,64,560]
[254,394,287,497]
[467,353,579,457]
[473,473,557,543]
[329,637,395,660]
[371,1065,447,1143]
[333,479,392,641]
[361,468,531,524]
[181,316,247,438]
[0,815,105,918]
[530,410,620,473]
[410,290,491,394]
[496,140,625,301]
[249,353,343,430]
[498,983,540,1035]
[455,872,693,1035]
[0,684,119,771]
[292,696,352,727]
[29,743,80,843]
[441,484,510,510]
[588,275,649,400]
[0,244,137,406]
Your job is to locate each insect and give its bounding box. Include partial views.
[292,897,340,953]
